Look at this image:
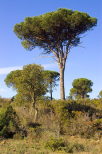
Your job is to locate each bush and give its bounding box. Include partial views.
[27,122,43,139]
[45,137,66,151]
[49,100,102,137]
[0,106,27,138]
[45,137,86,153]
[86,119,102,138]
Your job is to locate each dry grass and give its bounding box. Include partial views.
[0,137,102,154]
[65,136,102,154]
[0,138,49,154]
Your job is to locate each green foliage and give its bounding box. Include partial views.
[46,99,102,137]
[90,98,102,110]
[14,8,97,52]
[14,93,32,104]
[43,70,59,82]
[52,100,76,121]
[5,64,47,106]
[70,78,93,99]
[4,70,22,90]
[0,97,101,141]
[27,122,43,139]
[45,137,86,153]
[45,137,66,151]
[0,106,26,138]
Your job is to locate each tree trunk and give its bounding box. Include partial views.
[31,96,38,122]
[59,67,65,100]
[50,89,52,100]
[50,84,53,100]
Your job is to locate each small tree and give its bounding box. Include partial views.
[98,90,102,98]
[5,64,47,120]
[0,106,26,138]
[14,8,97,100]
[43,70,59,100]
[69,78,93,99]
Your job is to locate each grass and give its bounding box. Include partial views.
[0,137,102,154]
[0,139,49,154]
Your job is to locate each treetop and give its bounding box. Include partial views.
[14,8,97,52]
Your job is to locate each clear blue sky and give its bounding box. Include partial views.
[0,0,102,99]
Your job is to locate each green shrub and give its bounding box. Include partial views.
[0,105,27,138]
[27,122,43,139]
[45,137,66,151]
[49,100,102,137]
[45,137,86,153]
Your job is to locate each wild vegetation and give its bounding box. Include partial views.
[0,94,102,153]
[0,8,101,154]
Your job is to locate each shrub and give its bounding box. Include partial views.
[0,106,27,138]
[45,137,66,151]
[86,119,102,138]
[45,137,86,153]
[50,100,102,137]
[27,122,43,139]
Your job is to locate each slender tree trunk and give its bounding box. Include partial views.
[50,89,52,100]
[31,95,38,122]
[56,46,68,100]
[50,84,53,100]
[59,66,65,100]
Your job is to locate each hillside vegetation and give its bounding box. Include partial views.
[0,98,102,153]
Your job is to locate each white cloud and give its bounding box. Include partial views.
[0,66,22,75]
[0,63,57,76]
[0,88,6,93]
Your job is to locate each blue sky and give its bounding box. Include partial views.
[0,0,102,99]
